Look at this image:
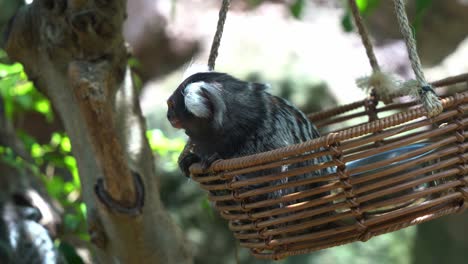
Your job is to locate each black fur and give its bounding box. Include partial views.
[168,72,331,207]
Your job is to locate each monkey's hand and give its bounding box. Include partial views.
[201,152,222,171]
[178,152,200,177]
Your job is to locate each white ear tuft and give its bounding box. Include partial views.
[183,63,211,80]
[184,82,211,118]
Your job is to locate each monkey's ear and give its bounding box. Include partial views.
[184,82,212,118]
[200,85,226,128]
[184,82,226,127]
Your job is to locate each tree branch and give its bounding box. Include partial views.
[4,0,192,262]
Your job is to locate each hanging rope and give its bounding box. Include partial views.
[348,0,400,103]
[348,0,379,72]
[179,1,230,180]
[393,0,443,117]
[208,0,231,71]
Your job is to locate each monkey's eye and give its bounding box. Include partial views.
[167,100,174,109]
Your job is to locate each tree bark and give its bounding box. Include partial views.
[3,0,192,263]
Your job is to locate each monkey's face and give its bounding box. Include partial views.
[167,72,228,137]
[166,90,186,129]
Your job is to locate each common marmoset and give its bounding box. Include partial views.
[167,71,331,207]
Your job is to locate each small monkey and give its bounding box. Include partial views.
[167,71,331,206]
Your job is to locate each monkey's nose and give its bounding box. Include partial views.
[169,118,183,129]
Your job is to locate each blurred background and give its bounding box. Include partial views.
[0,0,467,263]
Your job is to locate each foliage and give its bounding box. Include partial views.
[0,53,87,262]
[290,0,306,19]
[0,59,52,122]
[413,0,434,32]
[0,50,187,262]
[146,128,185,172]
[341,0,434,33]
[248,0,307,19]
[341,0,381,32]
[0,0,440,261]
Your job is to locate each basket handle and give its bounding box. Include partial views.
[393,0,442,117]
[348,0,443,117]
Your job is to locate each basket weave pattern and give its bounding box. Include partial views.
[189,86,468,260]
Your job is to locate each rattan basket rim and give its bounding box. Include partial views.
[189,80,467,174]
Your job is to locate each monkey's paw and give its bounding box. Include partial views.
[201,153,222,171]
[178,153,200,177]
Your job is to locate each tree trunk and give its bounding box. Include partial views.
[412,211,468,264]
[3,0,192,263]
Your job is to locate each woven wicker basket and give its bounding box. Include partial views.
[187,75,468,260]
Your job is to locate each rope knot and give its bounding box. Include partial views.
[419,85,435,96]
[393,0,443,117]
[419,84,443,117]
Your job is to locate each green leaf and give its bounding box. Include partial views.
[0,63,23,77]
[132,71,143,91]
[50,132,63,146]
[34,99,51,115]
[146,129,185,154]
[248,0,263,8]
[127,57,141,68]
[341,11,354,32]
[60,136,72,152]
[64,155,80,188]
[356,0,368,11]
[64,214,81,231]
[58,242,85,264]
[45,177,66,199]
[290,0,306,19]
[200,197,214,219]
[79,203,87,217]
[15,94,34,109]
[17,131,37,150]
[416,0,433,12]
[64,182,76,194]
[30,143,43,158]
[42,152,67,167]
[14,81,34,95]
[355,0,381,15]
[413,0,433,32]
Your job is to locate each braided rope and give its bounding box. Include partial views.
[348,0,380,72]
[348,0,400,103]
[393,0,443,117]
[207,0,231,71]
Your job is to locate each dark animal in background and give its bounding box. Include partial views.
[0,195,62,264]
[167,71,331,209]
